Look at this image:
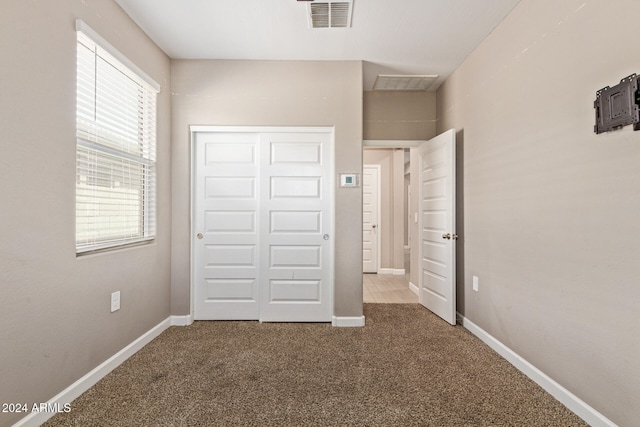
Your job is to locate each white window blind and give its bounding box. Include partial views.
[76,25,158,254]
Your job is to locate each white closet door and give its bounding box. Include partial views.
[259,132,333,322]
[192,128,333,322]
[193,132,260,320]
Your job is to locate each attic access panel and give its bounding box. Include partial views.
[594,74,640,134]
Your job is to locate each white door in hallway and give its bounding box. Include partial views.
[192,128,333,322]
[362,165,380,273]
[418,129,456,325]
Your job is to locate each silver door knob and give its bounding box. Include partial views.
[196,233,203,240]
[371,224,377,229]
[442,233,451,240]
[323,234,330,240]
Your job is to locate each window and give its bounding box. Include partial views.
[75,21,159,254]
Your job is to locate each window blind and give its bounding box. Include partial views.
[76,28,157,253]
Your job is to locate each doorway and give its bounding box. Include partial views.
[362,147,417,303]
[362,130,457,326]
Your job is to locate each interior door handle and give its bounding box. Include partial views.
[371,224,377,229]
[196,233,203,240]
[442,233,451,240]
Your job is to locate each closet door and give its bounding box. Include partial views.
[193,132,260,320]
[259,132,333,322]
[192,128,333,322]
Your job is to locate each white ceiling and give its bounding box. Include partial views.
[115,0,522,91]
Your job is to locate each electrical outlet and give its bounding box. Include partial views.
[472,276,479,292]
[111,291,121,312]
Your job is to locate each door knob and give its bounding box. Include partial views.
[196,233,203,240]
[371,224,377,229]
[442,233,451,240]
[323,234,330,240]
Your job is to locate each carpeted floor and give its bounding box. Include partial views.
[44,304,587,426]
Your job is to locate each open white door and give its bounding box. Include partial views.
[418,129,456,325]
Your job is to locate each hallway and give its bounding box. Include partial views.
[362,273,418,303]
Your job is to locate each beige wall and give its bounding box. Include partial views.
[364,91,436,140]
[0,0,172,425]
[170,60,363,318]
[437,0,640,424]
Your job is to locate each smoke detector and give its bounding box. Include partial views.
[306,1,354,29]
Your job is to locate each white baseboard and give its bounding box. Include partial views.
[409,281,419,296]
[332,315,365,327]
[378,268,405,276]
[14,317,173,427]
[171,314,194,326]
[459,314,616,427]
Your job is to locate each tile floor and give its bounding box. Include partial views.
[363,273,419,303]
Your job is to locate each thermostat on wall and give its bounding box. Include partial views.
[339,173,359,188]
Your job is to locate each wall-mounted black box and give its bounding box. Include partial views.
[594,74,640,134]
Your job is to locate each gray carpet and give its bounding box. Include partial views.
[44,304,587,426]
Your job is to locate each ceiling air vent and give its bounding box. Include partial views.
[308,1,353,28]
[373,75,439,91]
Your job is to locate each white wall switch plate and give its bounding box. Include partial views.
[472,276,479,292]
[111,291,121,312]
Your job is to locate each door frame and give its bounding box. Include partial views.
[363,142,423,285]
[363,136,457,324]
[362,164,381,273]
[190,125,335,321]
